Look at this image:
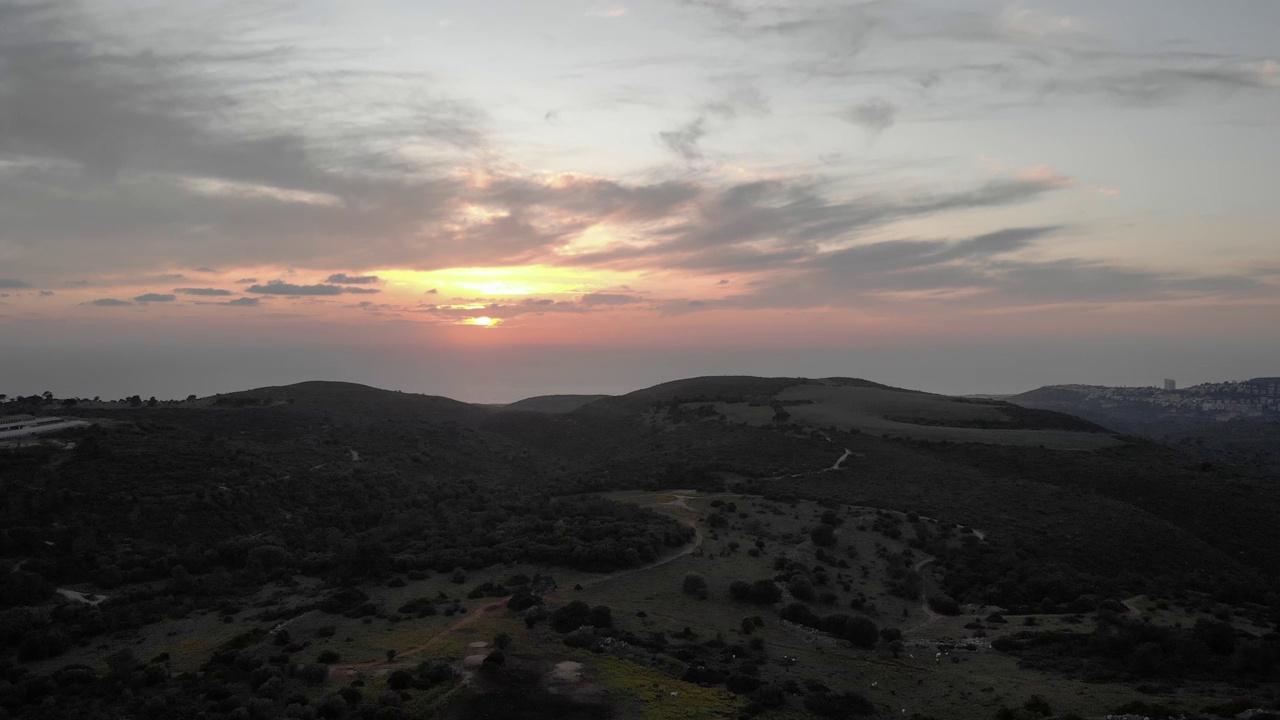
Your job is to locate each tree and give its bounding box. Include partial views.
[810,524,836,547]
[928,594,961,616]
[788,576,816,602]
[748,580,782,605]
[682,572,709,598]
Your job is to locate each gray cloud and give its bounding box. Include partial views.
[39,290,55,296]
[0,0,501,278]
[175,287,233,296]
[0,279,32,289]
[247,281,344,296]
[558,175,1064,273]
[235,278,258,284]
[656,117,708,161]
[658,223,1266,314]
[225,297,260,307]
[134,293,176,302]
[86,298,130,306]
[325,273,380,285]
[580,292,645,305]
[845,99,897,137]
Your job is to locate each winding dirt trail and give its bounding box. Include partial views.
[328,598,510,681]
[903,557,943,635]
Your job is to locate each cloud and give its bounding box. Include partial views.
[325,273,380,285]
[175,287,233,296]
[558,174,1067,273]
[247,281,343,296]
[425,288,439,294]
[87,298,130,306]
[845,99,897,138]
[0,0,495,277]
[133,293,176,302]
[246,280,380,296]
[235,278,258,284]
[656,118,708,161]
[225,297,260,307]
[39,290,55,296]
[659,222,1266,315]
[580,292,644,305]
[0,279,32,289]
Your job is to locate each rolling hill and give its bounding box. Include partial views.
[6,375,1280,720]
[498,394,612,414]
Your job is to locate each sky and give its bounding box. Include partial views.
[1,0,1278,402]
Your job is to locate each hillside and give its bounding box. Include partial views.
[1011,377,1280,435]
[3,375,1280,720]
[581,375,1116,448]
[209,380,492,427]
[500,394,612,414]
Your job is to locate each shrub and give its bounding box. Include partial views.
[682,572,709,598]
[803,690,876,717]
[928,594,961,616]
[809,524,837,547]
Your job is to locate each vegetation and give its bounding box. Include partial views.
[4,376,1280,719]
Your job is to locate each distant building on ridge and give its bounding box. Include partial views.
[1163,378,1177,391]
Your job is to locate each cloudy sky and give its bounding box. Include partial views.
[2,0,1277,401]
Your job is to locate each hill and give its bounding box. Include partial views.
[1011,377,1280,435]
[4,375,1280,720]
[208,380,492,426]
[580,375,1116,449]
[499,394,612,414]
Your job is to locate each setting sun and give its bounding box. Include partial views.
[466,316,498,327]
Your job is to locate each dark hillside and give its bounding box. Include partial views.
[582,375,814,412]
[211,381,491,426]
[500,394,612,414]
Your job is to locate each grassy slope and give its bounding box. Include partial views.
[501,395,613,414]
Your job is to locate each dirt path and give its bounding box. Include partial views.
[328,598,509,681]
[830,448,852,470]
[903,557,943,635]
[1122,596,1143,617]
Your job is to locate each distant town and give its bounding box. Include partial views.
[1021,377,1280,424]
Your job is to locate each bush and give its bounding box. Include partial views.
[317,650,341,664]
[682,572,709,598]
[809,524,836,547]
[803,690,876,717]
[788,577,815,602]
[387,670,412,690]
[928,594,961,616]
[298,663,330,685]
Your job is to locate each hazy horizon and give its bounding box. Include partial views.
[3,0,1277,401]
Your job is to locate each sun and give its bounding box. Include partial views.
[466,316,498,327]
